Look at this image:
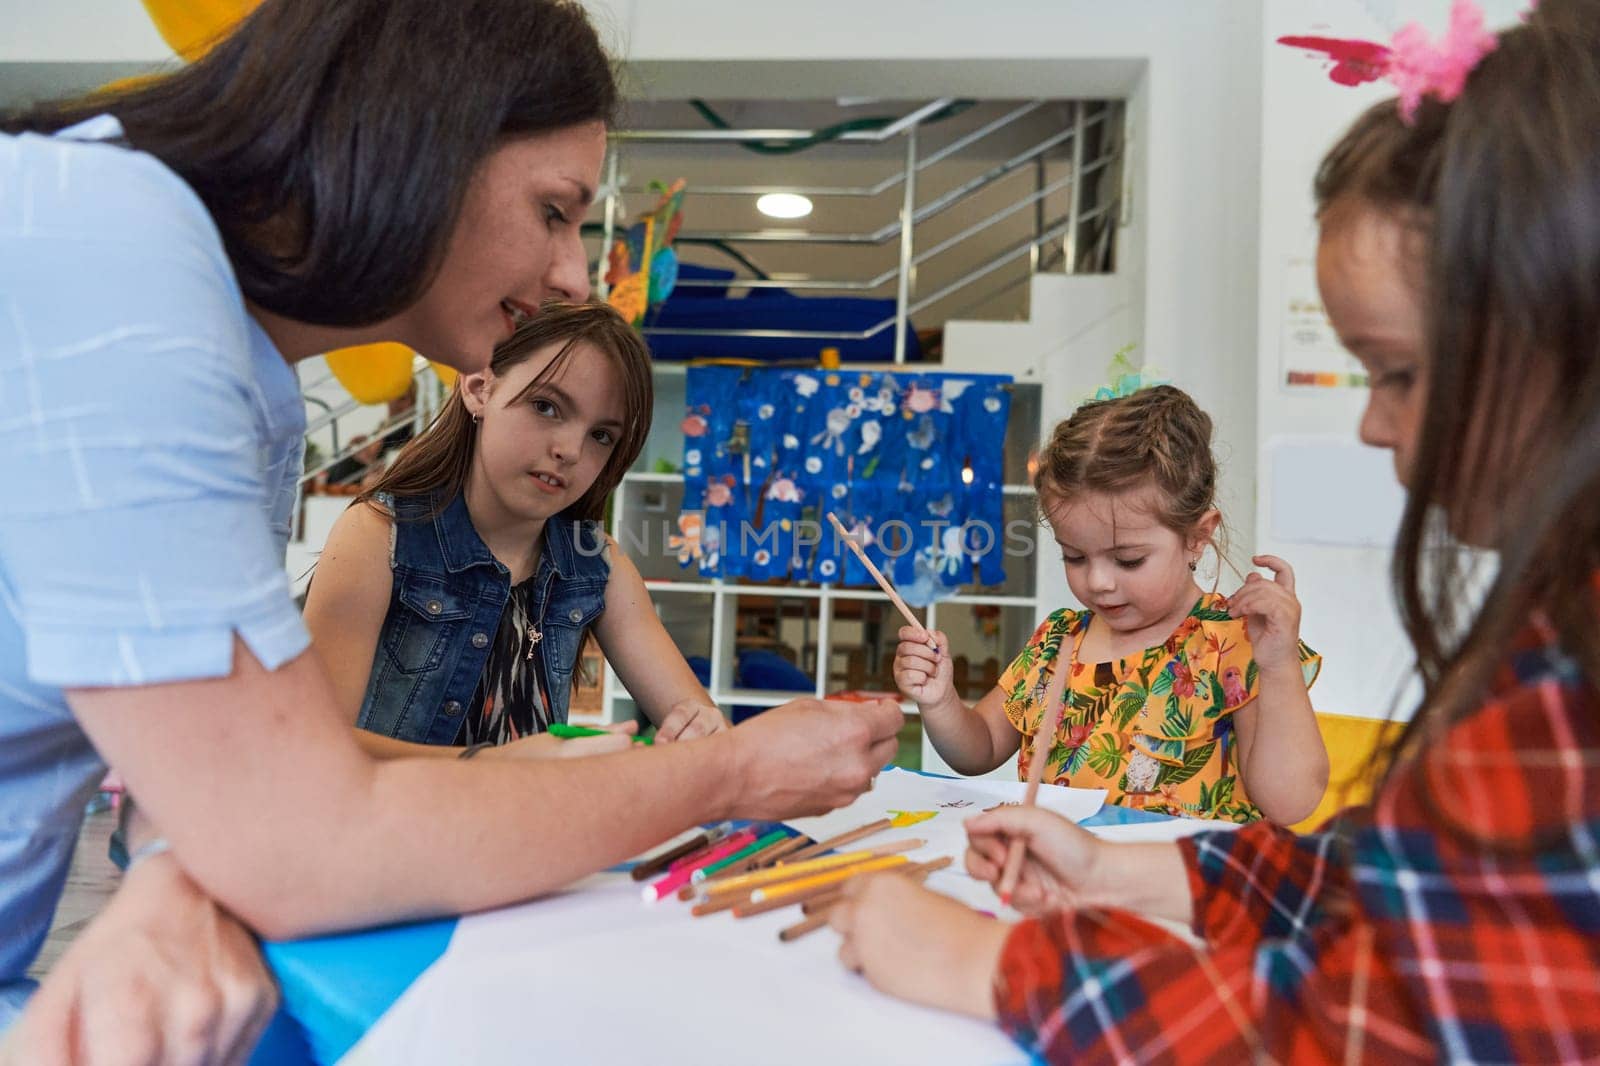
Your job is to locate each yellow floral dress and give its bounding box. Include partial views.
[1000,593,1321,822]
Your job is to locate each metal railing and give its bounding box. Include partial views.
[597,98,1124,363]
[294,98,1124,532]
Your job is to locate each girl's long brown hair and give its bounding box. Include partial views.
[361,301,652,523]
[1314,2,1600,825]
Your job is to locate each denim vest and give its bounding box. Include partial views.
[356,492,610,745]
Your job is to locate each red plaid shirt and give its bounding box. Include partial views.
[995,615,1600,1063]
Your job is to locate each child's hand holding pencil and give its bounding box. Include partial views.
[892,625,954,711]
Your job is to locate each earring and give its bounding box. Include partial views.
[1188,559,1198,571]
[472,415,481,426]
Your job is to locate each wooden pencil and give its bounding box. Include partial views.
[690,845,923,917]
[678,832,796,896]
[995,643,1073,905]
[781,817,893,864]
[734,855,913,916]
[824,512,937,651]
[700,838,923,902]
[703,833,799,881]
[748,834,810,868]
[629,824,729,881]
[778,857,955,942]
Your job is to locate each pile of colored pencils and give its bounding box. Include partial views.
[630,818,951,942]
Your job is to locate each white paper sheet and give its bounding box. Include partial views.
[343,872,1024,1065]
[780,767,1105,862]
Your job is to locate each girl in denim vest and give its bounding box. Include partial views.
[306,301,726,755]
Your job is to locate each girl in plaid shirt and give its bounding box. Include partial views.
[830,3,1600,1061]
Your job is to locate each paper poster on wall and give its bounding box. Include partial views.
[1279,256,1369,391]
[1269,436,1406,548]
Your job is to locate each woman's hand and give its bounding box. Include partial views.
[963,806,1105,915]
[892,626,953,711]
[2,852,277,1066]
[828,873,1008,1020]
[654,700,728,743]
[1225,555,1304,673]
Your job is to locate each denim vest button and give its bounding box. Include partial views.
[471,632,489,649]
[443,700,463,716]
[568,609,583,623]
[426,599,443,615]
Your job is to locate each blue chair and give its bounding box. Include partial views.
[730,649,813,724]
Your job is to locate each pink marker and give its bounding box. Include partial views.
[664,825,736,874]
[642,829,757,903]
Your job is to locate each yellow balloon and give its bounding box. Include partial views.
[430,362,459,390]
[324,343,416,405]
[139,0,257,61]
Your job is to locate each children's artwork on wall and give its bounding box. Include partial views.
[677,366,1012,603]
[605,180,686,326]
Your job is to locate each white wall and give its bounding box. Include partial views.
[0,0,173,61]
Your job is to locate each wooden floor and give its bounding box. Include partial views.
[26,807,119,981]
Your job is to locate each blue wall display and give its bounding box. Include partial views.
[673,366,1012,604]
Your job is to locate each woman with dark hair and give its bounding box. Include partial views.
[0,2,903,1060]
[827,3,1600,1061]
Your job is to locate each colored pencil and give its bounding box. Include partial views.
[825,512,939,653]
[781,817,893,864]
[777,857,954,942]
[743,833,810,869]
[629,823,731,881]
[698,838,924,903]
[995,643,1072,906]
[691,829,789,883]
[734,855,912,917]
[642,829,756,902]
[676,830,790,899]
[687,842,916,917]
[703,832,798,881]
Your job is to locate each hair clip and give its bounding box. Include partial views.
[1088,345,1168,404]
[1278,0,1500,123]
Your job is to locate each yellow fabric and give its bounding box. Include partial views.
[1000,594,1321,823]
[140,0,255,61]
[1289,712,1407,833]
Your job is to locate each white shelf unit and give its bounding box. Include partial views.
[589,371,1042,778]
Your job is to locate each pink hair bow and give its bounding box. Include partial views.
[1278,0,1501,123]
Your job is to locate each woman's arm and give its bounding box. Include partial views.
[592,541,726,740]
[67,640,905,941]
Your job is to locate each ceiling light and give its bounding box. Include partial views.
[757,193,813,220]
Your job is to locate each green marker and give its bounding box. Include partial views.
[548,722,654,746]
[692,828,790,883]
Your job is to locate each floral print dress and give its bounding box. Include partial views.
[999,593,1321,822]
